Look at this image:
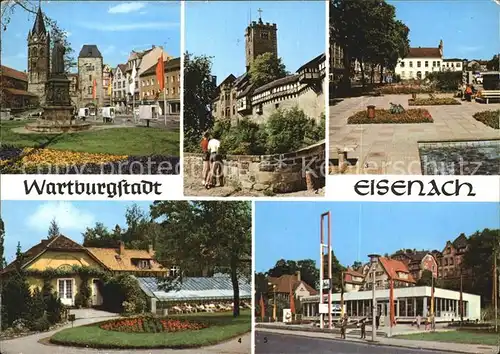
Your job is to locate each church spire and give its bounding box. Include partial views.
[31,6,47,35]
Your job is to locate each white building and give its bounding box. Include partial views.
[301,286,481,323]
[395,40,463,80]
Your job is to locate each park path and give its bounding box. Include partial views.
[329,94,500,174]
[0,309,251,354]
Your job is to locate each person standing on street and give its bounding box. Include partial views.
[360,318,366,339]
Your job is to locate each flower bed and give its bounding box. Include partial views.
[473,110,500,129]
[347,109,433,124]
[375,85,434,95]
[408,98,461,106]
[0,145,179,174]
[100,316,208,333]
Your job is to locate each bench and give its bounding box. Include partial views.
[475,90,500,104]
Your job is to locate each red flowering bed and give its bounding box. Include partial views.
[347,109,433,124]
[100,316,209,333]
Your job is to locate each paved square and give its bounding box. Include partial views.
[329,94,499,174]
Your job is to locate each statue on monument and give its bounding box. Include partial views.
[51,40,66,75]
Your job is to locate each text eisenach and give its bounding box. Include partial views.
[354,179,476,197]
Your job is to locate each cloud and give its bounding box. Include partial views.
[108,2,146,14]
[79,22,179,32]
[27,202,94,232]
[139,11,147,15]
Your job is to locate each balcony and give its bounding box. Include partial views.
[299,70,321,84]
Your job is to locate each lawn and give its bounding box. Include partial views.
[473,110,500,129]
[0,120,179,156]
[49,310,251,349]
[395,330,500,346]
[347,108,433,124]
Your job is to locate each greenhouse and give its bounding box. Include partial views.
[135,274,252,315]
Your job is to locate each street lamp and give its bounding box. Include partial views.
[368,254,380,342]
[268,282,277,322]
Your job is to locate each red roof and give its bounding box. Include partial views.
[1,65,28,82]
[344,268,364,284]
[407,47,441,58]
[268,274,318,295]
[378,257,416,283]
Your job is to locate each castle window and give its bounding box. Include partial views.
[260,31,269,40]
[88,86,92,94]
[89,75,92,81]
[232,106,235,115]
[32,47,38,57]
[275,103,279,109]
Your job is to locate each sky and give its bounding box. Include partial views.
[185,0,326,83]
[255,202,500,273]
[1,201,152,263]
[387,0,499,60]
[2,1,180,72]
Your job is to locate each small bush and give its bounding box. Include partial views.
[29,314,51,332]
[375,85,433,95]
[265,107,313,154]
[102,275,148,314]
[473,110,500,129]
[427,71,462,92]
[408,98,461,106]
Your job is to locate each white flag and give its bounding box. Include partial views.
[129,64,137,93]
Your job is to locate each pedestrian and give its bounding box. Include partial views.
[200,131,210,186]
[375,314,380,330]
[341,313,348,339]
[205,131,222,189]
[360,318,366,339]
[425,314,431,330]
[416,314,421,329]
[464,84,473,102]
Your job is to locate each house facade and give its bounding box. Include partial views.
[0,65,38,111]
[1,235,167,307]
[438,234,469,280]
[391,249,439,282]
[78,45,103,110]
[343,268,364,292]
[112,64,128,111]
[364,256,416,290]
[267,271,318,301]
[139,57,181,114]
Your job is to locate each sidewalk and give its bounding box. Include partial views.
[256,325,500,354]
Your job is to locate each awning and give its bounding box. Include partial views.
[135,274,252,302]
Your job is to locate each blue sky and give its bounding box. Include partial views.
[388,0,499,60]
[2,1,180,72]
[1,201,152,263]
[255,202,500,273]
[185,0,326,83]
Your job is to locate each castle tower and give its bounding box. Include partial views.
[27,6,50,102]
[244,9,278,71]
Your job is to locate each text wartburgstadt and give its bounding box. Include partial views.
[24,179,162,198]
[354,179,476,197]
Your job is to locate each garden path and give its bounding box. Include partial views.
[0,309,251,354]
[329,94,500,174]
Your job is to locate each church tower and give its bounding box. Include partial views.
[244,9,278,72]
[27,6,50,101]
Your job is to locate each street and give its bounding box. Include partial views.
[255,332,450,354]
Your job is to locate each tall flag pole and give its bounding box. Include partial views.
[259,293,265,322]
[155,53,166,124]
[92,79,97,115]
[130,63,137,122]
[289,283,296,321]
[389,278,395,329]
[340,271,344,317]
[460,268,463,324]
[431,272,435,317]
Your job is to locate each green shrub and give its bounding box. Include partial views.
[218,118,267,155]
[427,71,462,92]
[102,275,147,314]
[29,314,51,332]
[41,280,65,325]
[74,278,91,308]
[473,110,500,129]
[29,287,46,323]
[265,106,311,154]
[1,273,32,329]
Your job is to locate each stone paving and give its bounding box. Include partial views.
[329,94,499,174]
[0,309,251,354]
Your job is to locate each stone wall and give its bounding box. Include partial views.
[184,141,325,193]
[78,57,103,108]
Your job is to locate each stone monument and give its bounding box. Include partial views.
[26,40,90,132]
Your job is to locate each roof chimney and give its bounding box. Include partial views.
[295,271,301,282]
[118,241,125,255]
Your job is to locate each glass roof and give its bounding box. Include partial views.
[135,274,252,302]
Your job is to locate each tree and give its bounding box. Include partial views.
[486,54,499,71]
[0,217,5,270]
[267,259,319,290]
[323,250,346,292]
[1,1,76,73]
[352,261,362,269]
[417,270,433,286]
[183,53,217,152]
[265,107,311,154]
[463,228,499,307]
[248,52,287,88]
[82,222,117,248]
[151,201,252,317]
[122,204,159,250]
[47,218,60,239]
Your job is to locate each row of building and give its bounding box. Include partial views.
[329,38,490,83]
[1,7,181,114]
[265,233,479,322]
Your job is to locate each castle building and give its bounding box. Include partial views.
[78,45,103,110]
[27,7,50,104]
[212,13,325,126]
